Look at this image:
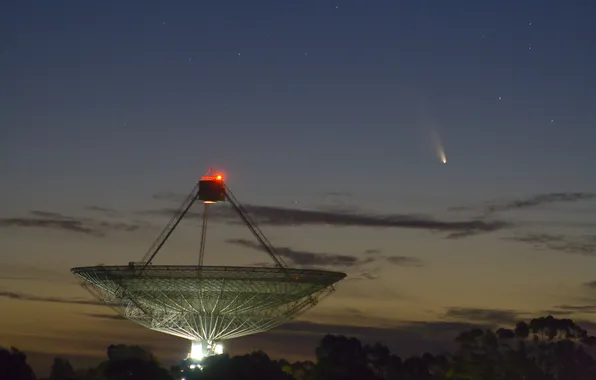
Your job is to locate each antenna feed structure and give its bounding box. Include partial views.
[198,173,225,204]
[197,170,225,267]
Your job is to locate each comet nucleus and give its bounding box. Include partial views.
[432,131,447,165]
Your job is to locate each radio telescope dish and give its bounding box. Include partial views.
[72,169,346,362]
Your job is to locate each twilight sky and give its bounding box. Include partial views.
[2,0,596,375]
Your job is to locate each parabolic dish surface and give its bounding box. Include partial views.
[72,265,346,341]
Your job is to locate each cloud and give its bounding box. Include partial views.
[144,200,507,238]
[227,239,422,283]
[549,305,596,314]
[322,191,352,197]
[450,192,596,231]
[97,220,141,232]
[0,217,96,235]
[0,263,74,283]
[84,205,117,215]
[441,307,586,328]
[0,291,103,306]
[540,283,596,316]
[506,233,596,256]
[585,281,596,289]
[29,210,67,218]
[0,211,142,236]
[443,307,520,325]
[385,256,424,267]
[239,205,507,237]
[83,313,126,321]
[312,192,362,213]
[226,238,374,268]
[152,191,187,202]
[342,267,382,282]
[540,309,573,317]
[450,192,596,216]
[484,192,596,214]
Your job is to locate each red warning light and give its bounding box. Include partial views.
[200,171,225,182]
[198,172,226,203]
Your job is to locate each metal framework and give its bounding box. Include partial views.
[72,265,344,341]
[138,171,290,272]
[71,170,346,359]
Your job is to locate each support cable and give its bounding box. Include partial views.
[224,185,289,269]
[198,203,209,267]
[136,178,316,304]
[225,185,316,305]
[140,183,200,269]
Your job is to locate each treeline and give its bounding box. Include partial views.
[2,315,596,380]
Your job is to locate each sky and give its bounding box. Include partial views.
[2,0,596,375]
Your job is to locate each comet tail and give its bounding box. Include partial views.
[431,131,447,164]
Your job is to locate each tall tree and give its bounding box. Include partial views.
[100,344,173,380]
[49,358,75,380]
[0,347,37,380]
[313,335,374,380]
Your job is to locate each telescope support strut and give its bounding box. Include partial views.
[199,203,209,267]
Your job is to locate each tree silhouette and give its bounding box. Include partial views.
[282,360,314,380]
[514,321,530,340]
[49,358,75,380]
[98,344,173,380]
[448,316,596,380]
[364,342,394,379]
[6,315,596,380]
[312,334,374,380]
[0,347,36,380]
[194,351,291,380]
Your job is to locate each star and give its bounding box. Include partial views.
[498,96,502,100]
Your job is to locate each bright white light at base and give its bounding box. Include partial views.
[214,343,224,355]
[190,341,204,361]
[189,340,223,361]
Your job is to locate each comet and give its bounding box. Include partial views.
[431,130,447,164]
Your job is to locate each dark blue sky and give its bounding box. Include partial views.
[2,1,596,207]
[2,0,596,373]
